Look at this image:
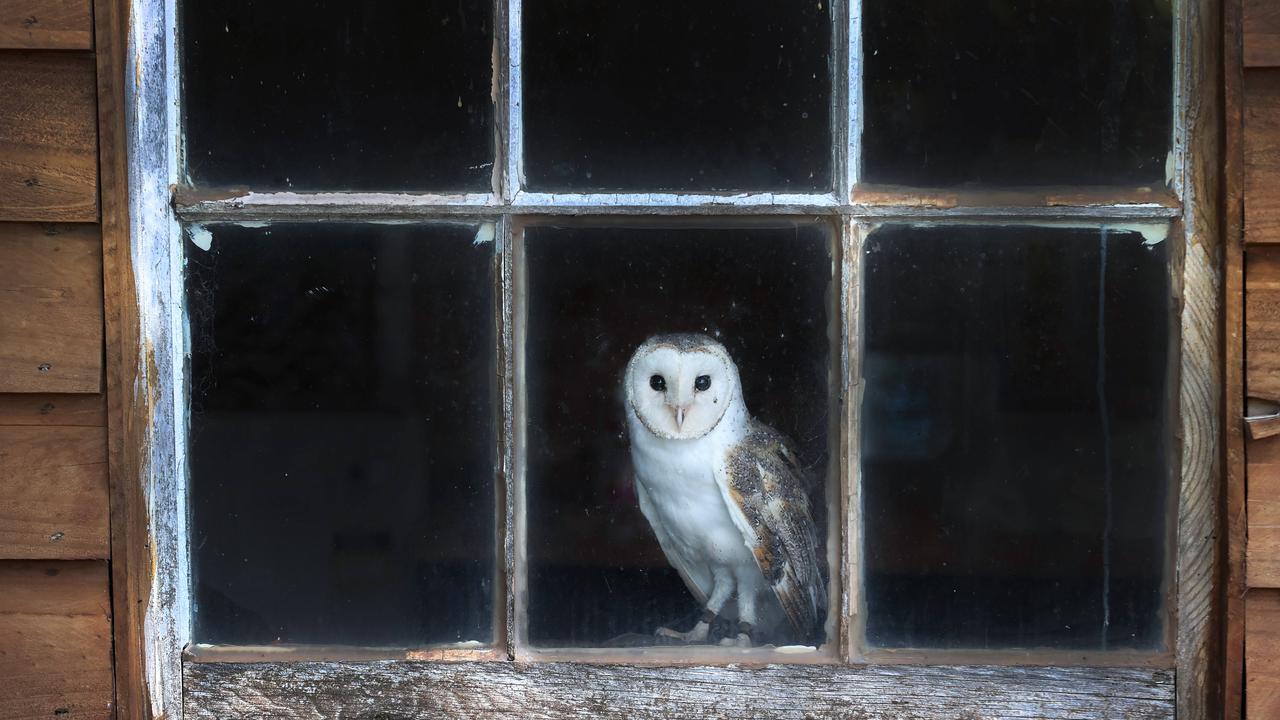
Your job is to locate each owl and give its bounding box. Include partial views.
[623,333,827,647]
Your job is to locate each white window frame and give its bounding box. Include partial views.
[112,0,1224,715]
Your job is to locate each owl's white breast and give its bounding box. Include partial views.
[627,408,753,568]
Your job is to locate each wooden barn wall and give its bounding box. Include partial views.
[1242,1,1280,718]
[0,0,114,718]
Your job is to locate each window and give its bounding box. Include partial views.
[121,0,1221,715]
[185,222,497,647]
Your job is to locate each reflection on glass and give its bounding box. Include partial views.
[523,0,833,192]
[524,223,833,648]
[183,0,494,191]
[862,0,1173,187]
[861,223,1172,650]
[186,222,495,646]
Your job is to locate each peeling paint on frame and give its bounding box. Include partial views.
[128,0,189,715]
[128,0,1220,716]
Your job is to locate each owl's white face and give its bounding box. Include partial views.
[625,336,739,441]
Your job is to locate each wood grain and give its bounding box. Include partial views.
[1224,0,1247,712]
[0,53,97,222]
[1175,0,1225,716]
[0,426,108,559]
[1249,435,1280,587]
[0,0,91,50]
[1247,589,1280,718]
[0,560,113,719]
[1246,71,1280,243]
[852,183,1178,210]
[1247,248,1280,402]
[0,393,105,426]
[1178,237,1225,720]
[96,0,167,714]
[0,223,103,393]
[185,662,1174,720]
[1246,0,1280,68]
[174,186,1183,222]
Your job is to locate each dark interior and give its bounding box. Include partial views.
[523,222,834,646]
[862,0,1173,187]
[182,0,494,191]
[523,0,832,192]
[862,223,1173,650]
[187,222,497,646]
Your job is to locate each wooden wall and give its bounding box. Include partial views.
[0,0,114,718]
[1244,1,1280,718]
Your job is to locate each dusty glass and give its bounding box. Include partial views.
[182,0,495,191]
[861,0,1173,187]
[861,223,1172,650]
[522,0,833,192]
[186,222,496,646]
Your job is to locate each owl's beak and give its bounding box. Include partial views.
[674,405,688,430]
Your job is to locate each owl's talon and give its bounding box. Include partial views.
[655,620,710,643]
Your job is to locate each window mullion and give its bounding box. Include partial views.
[504,0,524,201]
[843,0,860,198]
[497,214,518,660]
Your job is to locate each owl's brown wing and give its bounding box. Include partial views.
[715,420,828,645]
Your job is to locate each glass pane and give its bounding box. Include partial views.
[182,0,494,191]
[861,223,1172,650]
[522,1,833,192]
[186,222,496,646]
[524,222,833,649]
[861,0,1173,187]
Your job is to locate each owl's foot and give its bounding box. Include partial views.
[655,609,716,643]
[718,621,755,648]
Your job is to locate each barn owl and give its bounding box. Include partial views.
[623,333,827,648]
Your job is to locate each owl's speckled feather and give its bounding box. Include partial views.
[721,420,827,645]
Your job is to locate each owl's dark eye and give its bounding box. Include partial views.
[649,374,667,392]
[694,375,712,392]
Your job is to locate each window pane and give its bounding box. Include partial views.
[522,1,833,192]
[182,0,494,191]
[861,223,1172,650]
[186,222,496,645]
[861,0,1173,187]
[524,222,833,649]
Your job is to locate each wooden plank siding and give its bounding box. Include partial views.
[0,3,115,717]
[1247,589,1280,719]
[0,52,97,223]
[0,0,92,50]
[1248,433,1280,588]
[0,425,108,559]
[0,223,103,393]
[1246,71,1280,244]
[1247,249,1280,404]
[0,393,106,426]
[1246,0,1280,68]
[0,561,114,719]
[1244,2,1280,713]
